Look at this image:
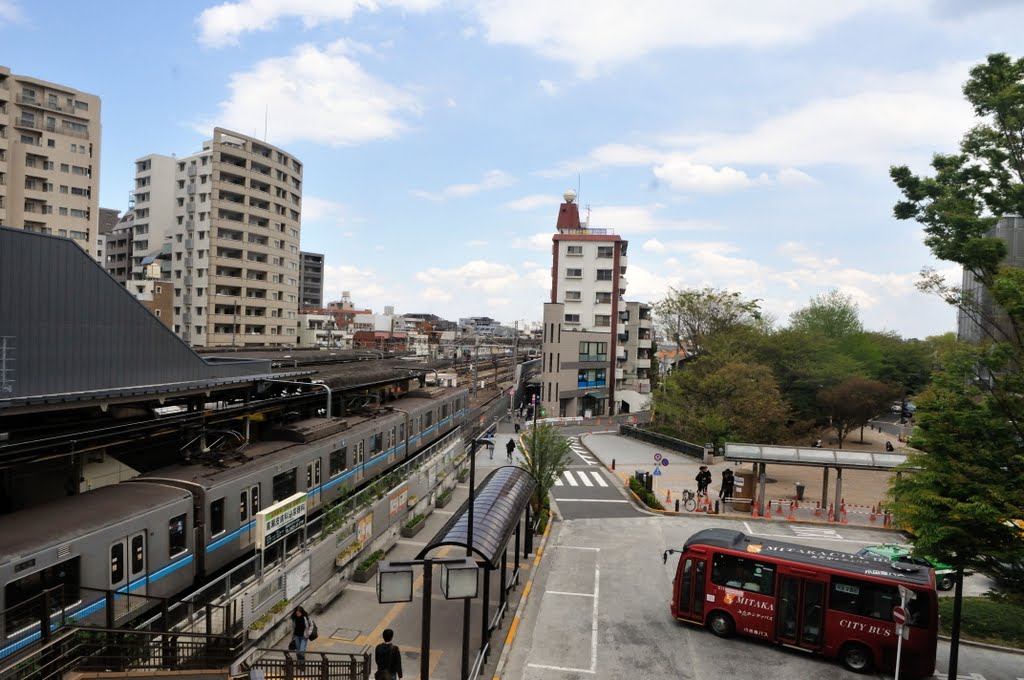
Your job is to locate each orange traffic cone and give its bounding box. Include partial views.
[751,496,760,518]
[840,503,848,524]
[765,501,773,519]
[869,505,877,522]
[827,503,835,523]
[814,501,822,517]
[787,501,796,521]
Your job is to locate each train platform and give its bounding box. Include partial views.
[579,426,906,530]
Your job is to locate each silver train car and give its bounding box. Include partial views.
[0,386,468,659]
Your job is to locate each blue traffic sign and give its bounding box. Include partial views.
[653,467,663,477]
[661,458,669,466]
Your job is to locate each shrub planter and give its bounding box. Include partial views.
[335,539,363,569]
[352,550,385,583]
[435,489,452,508]
[456,468,469,483]
[401,514,427,538]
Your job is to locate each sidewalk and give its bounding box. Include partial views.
[580,424,905,529]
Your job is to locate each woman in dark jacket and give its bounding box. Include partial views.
[290,606,314,663]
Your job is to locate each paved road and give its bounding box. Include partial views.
[551,437,642,520]
[501,514,1024,680]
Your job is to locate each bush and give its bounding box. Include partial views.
[436,488,452,503]
[336,541,362,563]
[248,598,289,630]
[356,550,385,573]
[938,595,1024,648]
[404,514,426,530]
[628,477,665,511]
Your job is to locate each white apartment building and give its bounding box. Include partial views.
[129,154,177,280]
[0,66,101,258]
[168,128,303,347]
[540,190,629,418]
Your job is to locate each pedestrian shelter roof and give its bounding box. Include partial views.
[725,443,916,471]
[417,466,536,569]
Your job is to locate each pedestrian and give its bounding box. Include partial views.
[695,466,711,496]
[506,438,515,462]
[514,420,521,434]
[289,606,316,666]
[489,440,494,460]
[813,439,823,448]
[374,628,403,680]
[719,469,734,501]
[885,440,895,452]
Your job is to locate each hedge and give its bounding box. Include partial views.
[938,595,1024,649]
[628,477,665,511]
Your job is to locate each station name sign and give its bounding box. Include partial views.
[255,492,307,550]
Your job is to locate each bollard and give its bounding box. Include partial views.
[675,499,680,512]
[714,500,719,514]
[612,458,616,471]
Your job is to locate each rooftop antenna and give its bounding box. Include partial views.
[585,204,591,228]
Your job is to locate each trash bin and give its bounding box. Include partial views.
[795,482,805,501]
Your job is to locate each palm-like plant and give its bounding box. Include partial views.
[518,423,572,513]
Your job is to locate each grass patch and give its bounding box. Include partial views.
[628,477,665,511]
[938,595,1024,649]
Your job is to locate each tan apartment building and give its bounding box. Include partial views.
[0,66,101,258]
[170,128,303,348]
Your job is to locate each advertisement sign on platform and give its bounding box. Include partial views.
[255,493,307,550]
[390,484,409,518]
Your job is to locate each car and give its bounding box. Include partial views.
[855,544,956,591]
[890,402,903,413]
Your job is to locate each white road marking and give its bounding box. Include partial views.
[554,477,563,486]
[564,471,578,486]
[547,590,595,597]
[527,664,595,674]
[557,545,600,550]
[790,526,843,539]
[527,552,601,676]
[578,471,594,487]
[590,471,608,487]
[555,498,629,503]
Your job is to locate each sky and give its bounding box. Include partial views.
[3,0,1023,339]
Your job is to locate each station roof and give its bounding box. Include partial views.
[417,466,536,569]
[725,442,916,471]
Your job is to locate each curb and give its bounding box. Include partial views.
[490,510,555,680]
[937,635,1024,655]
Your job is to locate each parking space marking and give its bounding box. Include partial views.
[528,551,600,676]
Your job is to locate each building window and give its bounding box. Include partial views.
[566,245,583,256]
[595,292,612,304]
[597,246,614,258]
[565,291,582,302]
[579,341,607,362]
[596,269,613,281]
[566,268,583,279]
[594,315,611,327]
[564,314,580,324]
[577,369,607,388]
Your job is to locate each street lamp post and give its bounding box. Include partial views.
[463,432,493,679]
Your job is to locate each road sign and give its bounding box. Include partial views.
[892,606,907,626]
[627,416,638,426]
[654,453,663,462]
[661,458,669,466]
[508,387,515,396]
[653,467,663,477]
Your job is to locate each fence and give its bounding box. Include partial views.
[241,647,370,680]
[618,424,708,460]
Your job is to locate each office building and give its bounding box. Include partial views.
[539,190,628,418]
[299,251,324,309]
[0,66,101,258]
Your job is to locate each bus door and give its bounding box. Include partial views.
[776,571,826,651]
[674,555,707,622]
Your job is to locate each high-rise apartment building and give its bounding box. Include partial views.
[0,66,101,258]
[958,215,1024,345]
[540,190,628,418]
[169,128,303,347]
[299,251,324,310]
[617,301,654,412]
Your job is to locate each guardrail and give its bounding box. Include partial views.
[618,424,707,460]
[239,647,371,680]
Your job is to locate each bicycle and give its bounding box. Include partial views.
[679,489,698,512]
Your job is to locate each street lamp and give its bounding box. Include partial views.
[376,557,479,680]
[464,432,493,679]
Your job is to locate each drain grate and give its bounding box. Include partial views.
[331,628,360,641]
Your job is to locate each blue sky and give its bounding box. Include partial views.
[3,1,1022,339]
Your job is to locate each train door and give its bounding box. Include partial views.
[109,531,146,618]
[673,555,707,622]
[306,458,321,511]
[353,441,365,484]
[776,573,826,652]
[239,483,260,549]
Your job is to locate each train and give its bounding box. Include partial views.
[0,385,469,659]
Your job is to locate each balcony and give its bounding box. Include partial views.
[184,275,193,286]
[187,184,196,196]
[636,358,651,369]
[637,338,652,349]
[184,238,194,251]
[183,294,193,306]
[186,201,195,213]
[187,165,197,177]
[184,257,193,268]
[615,368,624,380]
[182,312,192,325]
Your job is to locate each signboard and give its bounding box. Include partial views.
[654,453,662,462]
[357,513,373,545]
[661,458,669,467]
[389,484,409,518]
[286,558,310,599]
[653,467,663,477]
[255,493,307,550]
[892,606,907,626]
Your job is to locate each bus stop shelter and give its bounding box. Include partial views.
[724,443,917,517]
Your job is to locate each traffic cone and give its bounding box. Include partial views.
[869,505,877,522]
[883,511,891,528]
[787,501,796,521]
[751,497,760,518]
[665,489,672,504]
[814,501,822,517]
[840,503,848,524]
[827,503,835,523]
[765,501,773,519]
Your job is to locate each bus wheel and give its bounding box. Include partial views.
[937,574,955,591]
[839,643,874,674]
[707,611,734,638]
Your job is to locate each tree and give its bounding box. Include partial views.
[654,357,789,448]
[653,287,762,355]
[788,289,863,338]
[816,377,900,448]
[519,423,572,514]
[890,52,1024,678]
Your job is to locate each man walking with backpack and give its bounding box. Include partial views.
[374,629,403,680]
[506,438,516,462]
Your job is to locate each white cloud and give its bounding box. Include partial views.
[539,79,558,96]
[642,239,666,253]
[540,143,663,177]
[412,169,514,201]
[445,97,458,108]
[774,168,817,186]
[652,156,753,192]
[512,232,555,250]
[467,239,488,247]
[472,0,897,77]
[196,0,441,47]
[302,196,355,226]
[199,41,419,146]
[0,1,21,21]
[322,263,393,307]
[415,260,521,295]
[587,204,720,234]
[503,194,561,211]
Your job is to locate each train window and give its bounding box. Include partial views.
[240,490,248,522]
[305,460,321,488]
[211,498,225,536]
[355,440,364,465]
[371,433,383,454]
[168,514,188,558]
[330,446,347,476]
[442,403,449,419]
[399,424,405,442]
[273,468,297,502]
[110,543,125,585]
[386,428,393,449]
[314,459,321,485]
[251,485,260,517]
[131,534,145,575]
[425,411,434,428]
[4,557,81,632]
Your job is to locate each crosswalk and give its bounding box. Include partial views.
[567,436,598,465]
[554,469,609,487]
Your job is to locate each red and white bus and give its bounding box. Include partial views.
[667,529,938,677]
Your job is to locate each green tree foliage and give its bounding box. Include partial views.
[519,424,572,513]
[817,377,900,448]
[788,289,864,338]
[654,357,789,448]
[653,286,762,355]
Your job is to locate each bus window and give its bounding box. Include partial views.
[711,553,775,595]
[829,576,897,622]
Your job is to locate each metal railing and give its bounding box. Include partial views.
[619,424,705,459]
[241,647,371,680]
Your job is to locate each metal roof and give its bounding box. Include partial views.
[417,466,536,569]
[725,442,915,470]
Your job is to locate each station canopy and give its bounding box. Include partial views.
[725,443,917,471]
